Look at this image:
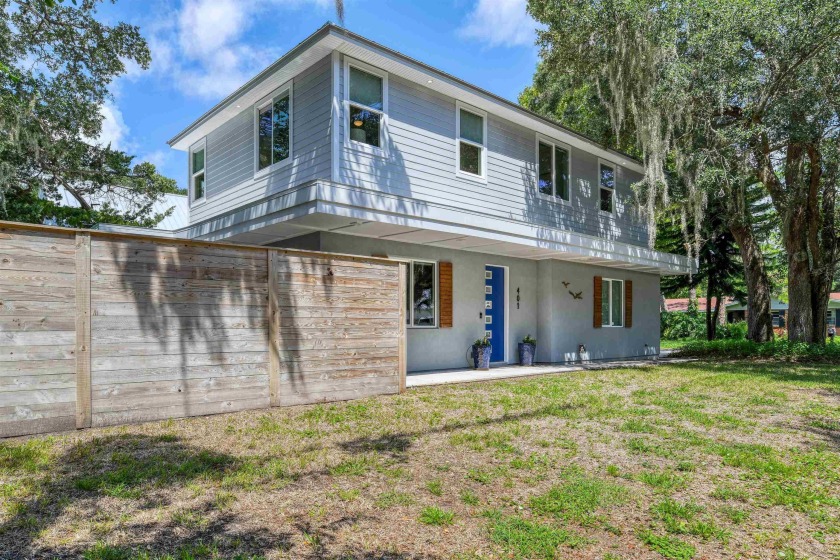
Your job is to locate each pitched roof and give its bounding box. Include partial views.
[664,297,732,313]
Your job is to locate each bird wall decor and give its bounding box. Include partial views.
[569,290,583,300]
[562,281,570,288]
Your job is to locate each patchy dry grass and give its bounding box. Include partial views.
[1,361,840,559]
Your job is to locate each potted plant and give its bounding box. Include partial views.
[471,335,492,370]
[519,335,537,366]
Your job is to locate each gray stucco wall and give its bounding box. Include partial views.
[537,259,661,362]
[275,231,660,372]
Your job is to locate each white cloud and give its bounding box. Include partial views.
[93,101,130,151]
[142,0,333,101]
[459,0,539,48]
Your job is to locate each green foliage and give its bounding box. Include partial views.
[676,339,840,363]
[472,335,491,348]
[0,0,181,228]
[418,506,454,526]
[529,467,627,525]
[661,310,706,340]
[638,530,696,560]
[522,334,537,345]
[489,516,587,559]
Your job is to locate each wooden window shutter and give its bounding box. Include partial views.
[593,276,603,328]
[625,280,633,328]
[439,262,453,328]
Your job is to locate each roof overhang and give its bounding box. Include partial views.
[178,181,694,275]
[168,24,643,173]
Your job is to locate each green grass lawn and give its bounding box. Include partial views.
[2,361,840,559]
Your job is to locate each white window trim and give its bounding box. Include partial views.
[189,138,207,205]
[601,277,625,327]
[343,57,389,157]
[535,134,572,203]
[455,100,488,182]
[598,158,617,215]
[406,258,438,329]
[254,81,294,178]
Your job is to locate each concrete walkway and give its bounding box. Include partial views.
[406,356,670,388]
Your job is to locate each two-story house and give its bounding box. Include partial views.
[163,24,693,372]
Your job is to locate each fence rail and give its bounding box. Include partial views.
[0,221,405,438]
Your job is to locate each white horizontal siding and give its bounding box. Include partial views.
[191,54,332,224]
[338,58,649,246]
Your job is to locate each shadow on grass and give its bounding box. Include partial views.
[0,433,293,558]
[337,402,580,462]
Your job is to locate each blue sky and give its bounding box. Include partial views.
[94,0,542,190]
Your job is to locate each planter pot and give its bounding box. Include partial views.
[518,343,536,366]
[471,345,492,370]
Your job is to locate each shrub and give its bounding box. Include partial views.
[675,338,840,362]
[661,311,706,340]
[716,321,748,340]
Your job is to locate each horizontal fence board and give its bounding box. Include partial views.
[0,387,76,408]
[0,415,76,438]
[0,345,75,362]
[277,375,398,407]
[0,373,77,392]
[0,269,76,288]
[93,381,270,413]
[90,287,267,306]
[92,302,267,317]
[0,359,76,377]
[0,300,76,315]
[0,316,77,332]
[0,331,77,346]
[91,316,269,331]
[90,328,267,345]
[0,254,76,273]
[92,363,268,386]
[91,397,269,428]
[92,351,268,371]
[91,339,268,358]
[91,275,270,293]
[91,261,267,282]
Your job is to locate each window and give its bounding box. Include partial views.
[190,142,206,202]
[406,260,436,327]
[347,63,385,149]
[601,278,624,327]
[827,310,834,325]
[537,138,571,201]
[772,312,781,327]
[256,85,292,172]
[599,162,615,213]
[456,103,486,179]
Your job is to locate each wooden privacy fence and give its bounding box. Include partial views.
[0,222,406,438]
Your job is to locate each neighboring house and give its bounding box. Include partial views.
[161,24,693,372]
[726,295,840,329]
[665,295,840,332]
[663,297,728,324]
[50,186,189,237]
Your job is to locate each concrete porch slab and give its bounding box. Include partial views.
[406,357,669,388]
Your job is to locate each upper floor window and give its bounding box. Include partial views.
[601,278,624,327]
[256,85,292,172]
[599,161,615,213]
[537,139,570,201]
[407,260,437,327]
[456,103,486,179]
[347,62,386,149]
[190,141,206,203]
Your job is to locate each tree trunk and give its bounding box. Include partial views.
[705,276,715,340]
[730,222,774,342]
[712,294,723,338]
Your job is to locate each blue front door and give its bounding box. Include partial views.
[484,265,506,363]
